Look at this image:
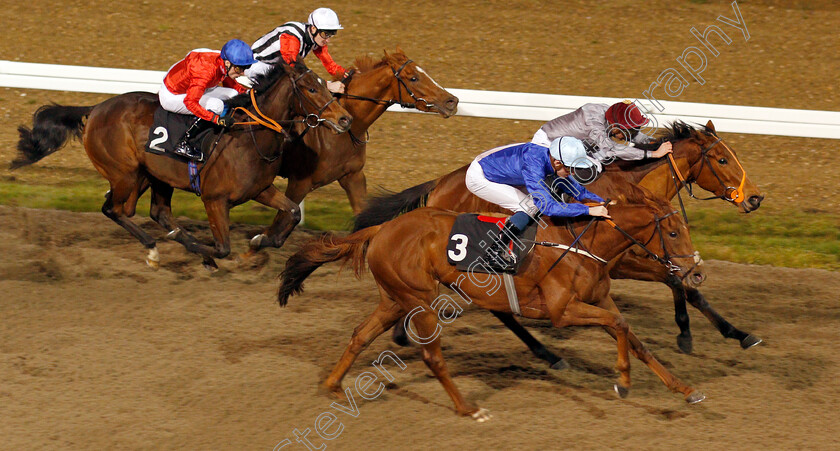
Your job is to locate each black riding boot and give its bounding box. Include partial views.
[174,118,205,161]
[485,211,537,272]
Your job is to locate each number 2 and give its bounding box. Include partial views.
[149,126,168,151]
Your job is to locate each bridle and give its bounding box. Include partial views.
[539,207,701,282]
[665,133,749,224]
[232,68,337,134]
[335,59,441,112]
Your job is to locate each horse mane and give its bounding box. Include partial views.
[609,121,713,173]
[225,60,308,109]
[340,48,409,81]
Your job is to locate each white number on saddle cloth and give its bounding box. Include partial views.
[149,126,169,152]
[448,234,469,262]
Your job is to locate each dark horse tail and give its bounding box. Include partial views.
[11,104,94,170]
[351,179,438,232]
[278,225,383,306]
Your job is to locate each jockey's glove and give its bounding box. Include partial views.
[213,112,235,129]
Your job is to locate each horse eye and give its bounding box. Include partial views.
[669,231,678,238]
[718,158,728,165]
[410,76,419,82]
[308,87,317,93]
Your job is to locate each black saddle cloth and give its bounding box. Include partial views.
[144,107,220,160]
[446,214,538,275]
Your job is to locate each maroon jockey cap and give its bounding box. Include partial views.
[605,101,649,129]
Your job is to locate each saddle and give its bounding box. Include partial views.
[446,213,539,275]
[144,107,222,162]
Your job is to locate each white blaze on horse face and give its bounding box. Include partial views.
[415,66,445,91]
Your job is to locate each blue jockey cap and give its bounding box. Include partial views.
[220,39,259,66]
[549,136,597,169]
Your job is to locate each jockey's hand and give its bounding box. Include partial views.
[588,205,611,218]
[214,112,235,129]
[326,80,345,94]
[650,141,673,158]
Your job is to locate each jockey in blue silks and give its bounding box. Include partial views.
[465,136,610,270]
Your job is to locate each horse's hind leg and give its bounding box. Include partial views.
[323,288,405,396]
[684,287,762,350]
[102,178,159,268]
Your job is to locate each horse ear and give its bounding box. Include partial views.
[395,45,405,55]
[705,120,716,133]
[383,49,390,58]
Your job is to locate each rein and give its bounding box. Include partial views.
[534,204,700,281]
[335,59,440,112]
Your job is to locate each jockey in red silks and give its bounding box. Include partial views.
[247,7,348,93]
[532,101,673,167]
[158,39,257,159]
[465,137,609,270]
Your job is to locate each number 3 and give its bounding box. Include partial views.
[448,234,469,262]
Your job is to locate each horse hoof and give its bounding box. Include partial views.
[614,384,630,399]
[146,247,160,270]
[741,334,762,349]
[550,359,570,371]
[677,333,693,354]
[470,408,492,422]
[165,228,182,241]
[686,391,706,404]
[202,259,219,272]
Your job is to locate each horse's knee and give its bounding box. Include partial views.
[290,206,302,225]
[421,348,445,372]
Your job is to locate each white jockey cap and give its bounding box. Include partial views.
[308,8,343,30]
[549,136,598,169]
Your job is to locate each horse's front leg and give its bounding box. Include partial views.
[684,287,762,350]
[338,170,368,215]
[240,183,305,261]
[664,276,694,354]
[490,311,568,370]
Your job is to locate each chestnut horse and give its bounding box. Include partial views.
[354,121,763,359]
[241,49,458,261]
[13,61,351,269]
[278,187,707,420]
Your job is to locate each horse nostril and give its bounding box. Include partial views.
[446,97,458,109]
[748,195,762,208]
[339,116,352,128]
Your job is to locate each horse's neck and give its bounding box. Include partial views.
[343,66,397,129]
[637,147,697,201]
[601,144,697,201]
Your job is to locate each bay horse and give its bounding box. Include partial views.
[240,48,458,261]
[12,61,352,270]
[354,121,764,358]
[278,186,707,420]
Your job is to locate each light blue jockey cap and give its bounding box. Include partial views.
[549,136,597,169]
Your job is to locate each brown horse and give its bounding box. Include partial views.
[12,61,352,270]
[279,187,707,420]
[354,121,764,358]
[241,48,458,260]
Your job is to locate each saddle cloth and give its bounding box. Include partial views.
[446,213,538,275]
[144,107,219,160]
